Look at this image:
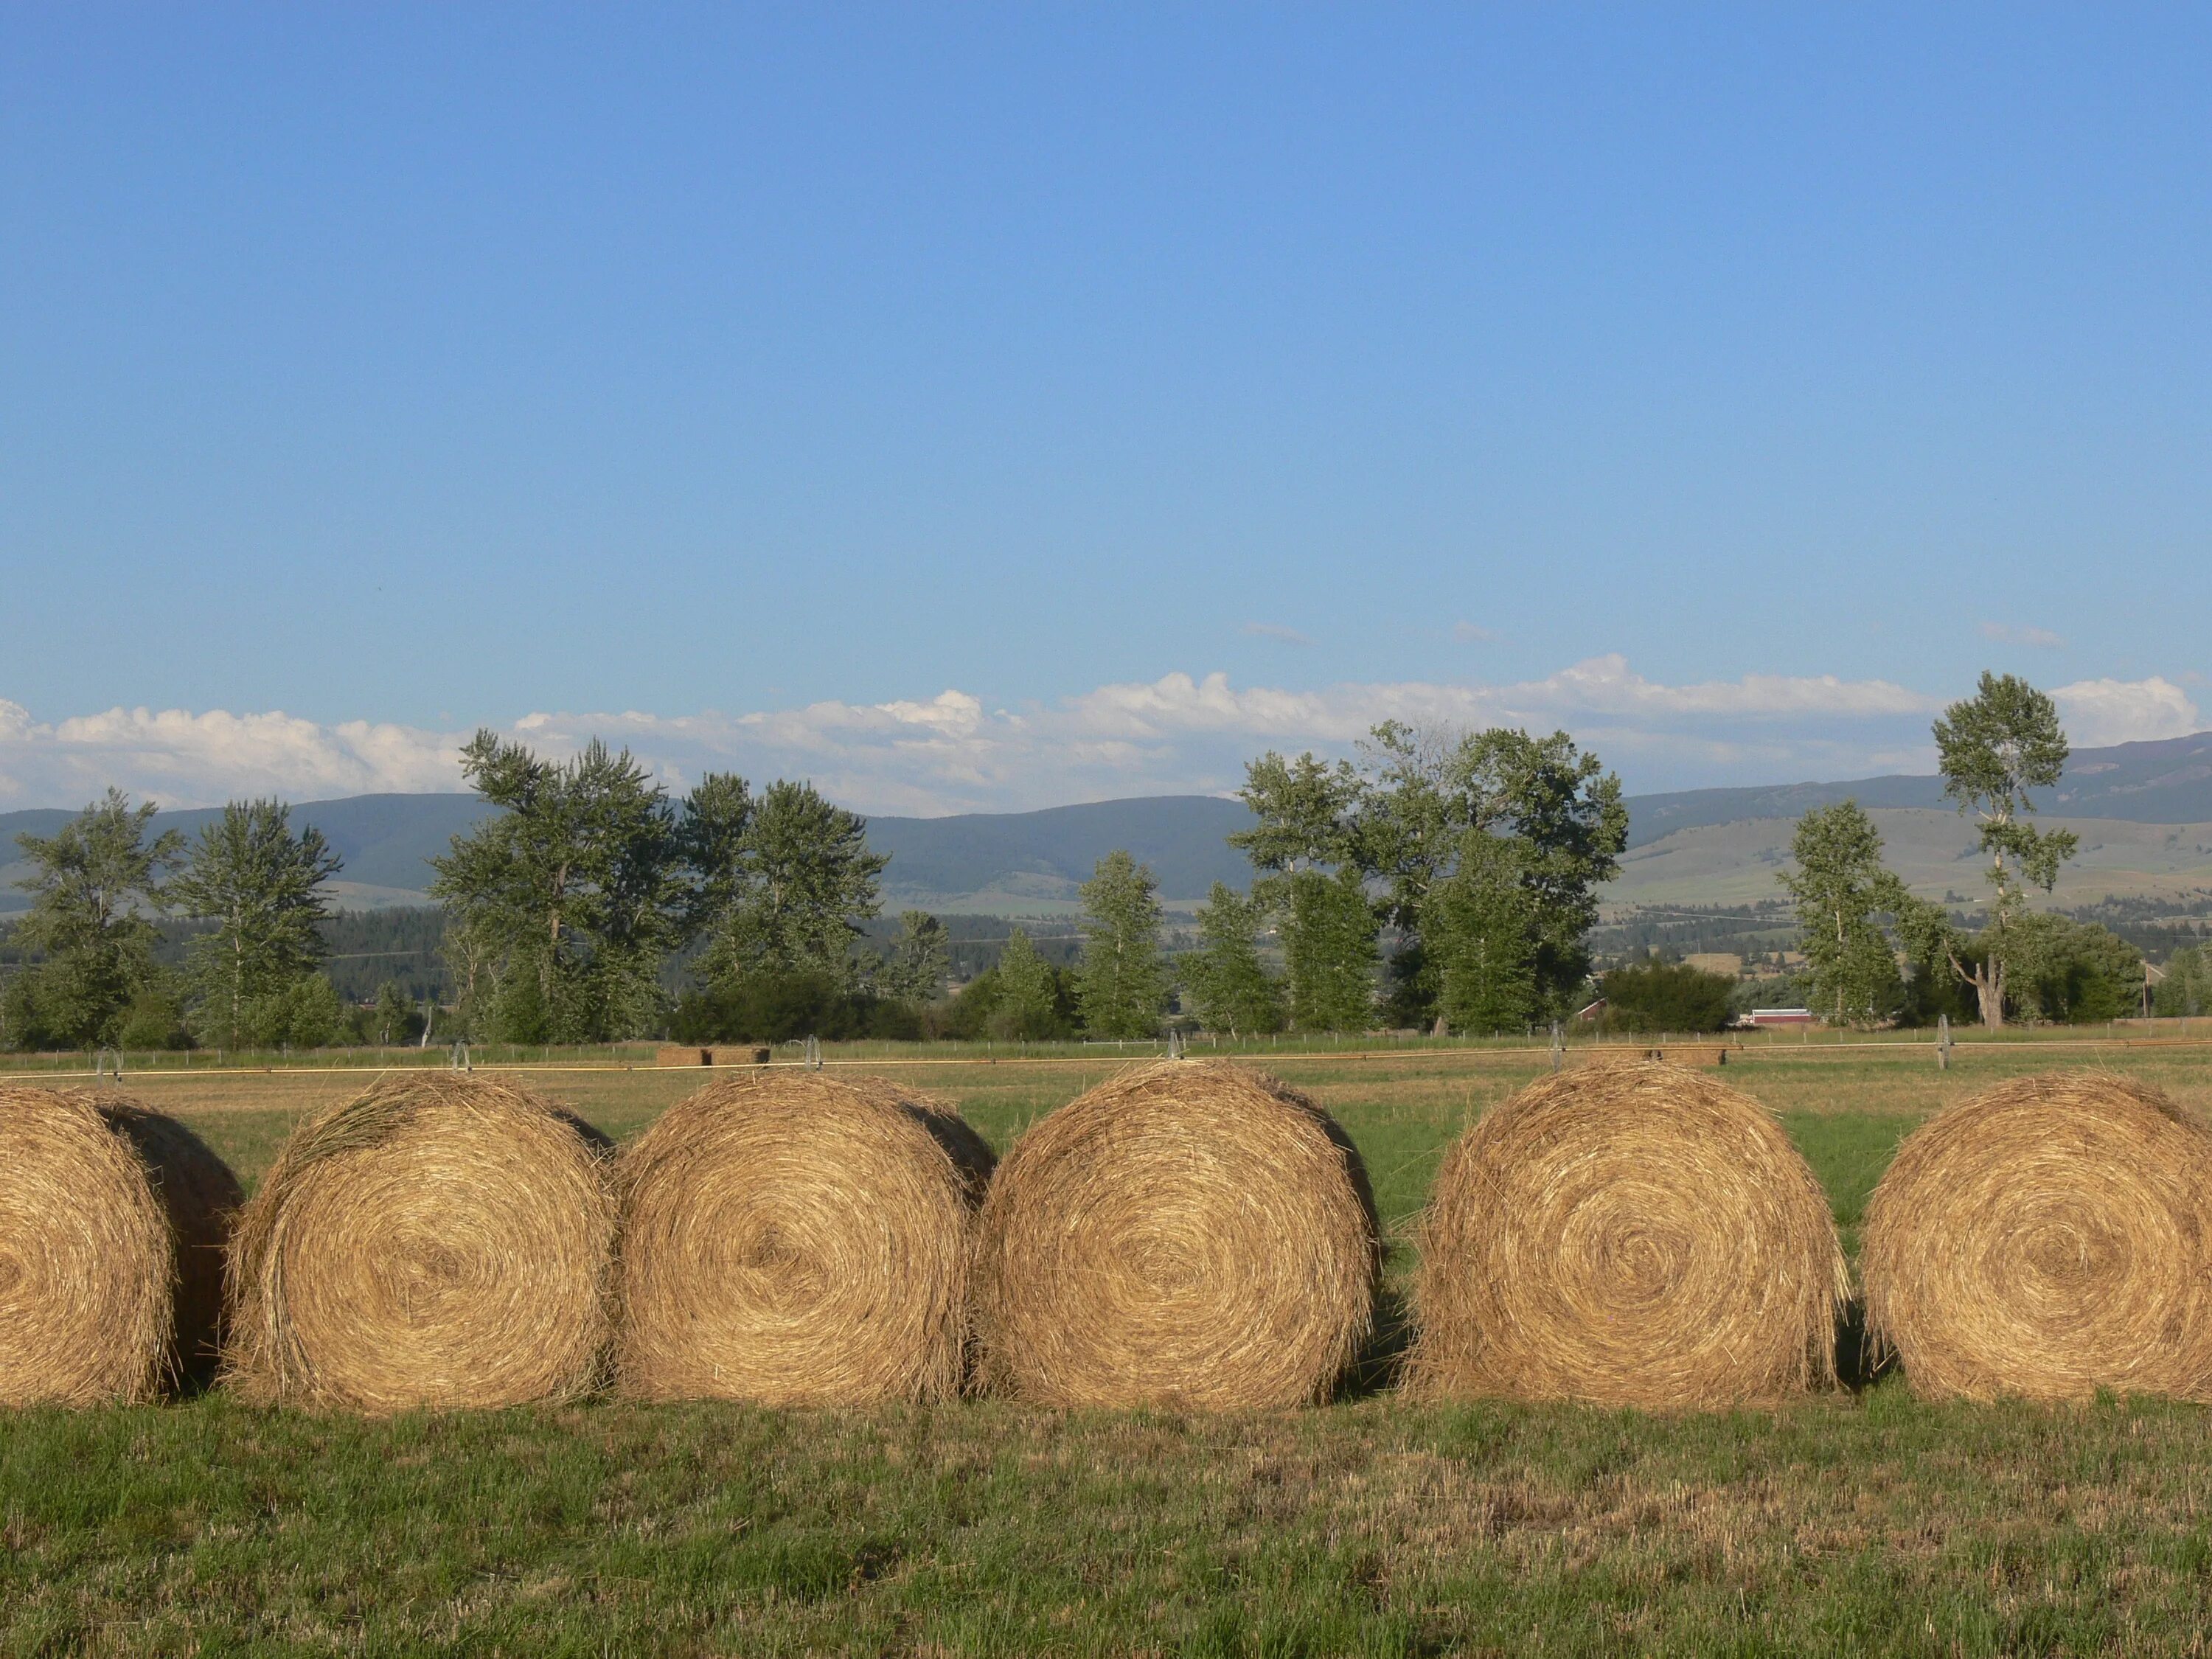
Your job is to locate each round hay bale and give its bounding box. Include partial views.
[615,1071,996,1405]
[224,1074,616,1412]
[1862,1071,2212,1402]
[973,1060,1380,1410]
[0,1086,240,1406]
[1408,1060,1847,1408]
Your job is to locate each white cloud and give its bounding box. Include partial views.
[1979,622,2066,649]
[1240,622,1314,647]
[2051,677,2202,747]
[0,657,1970,815]
[0,701,463,810]
[1451,622,1500,644]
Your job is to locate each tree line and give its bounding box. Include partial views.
[1178,722,1628,1037]
[2,792,352,1051]
[1,682,2178,1051]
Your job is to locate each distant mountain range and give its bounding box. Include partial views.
[0,791,1262,915]
[5,731,2212,915]
[1624,731,2212,848]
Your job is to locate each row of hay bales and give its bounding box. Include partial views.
[4,1061,2210,1412]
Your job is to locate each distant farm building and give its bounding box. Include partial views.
[1740,1008,1815,1029]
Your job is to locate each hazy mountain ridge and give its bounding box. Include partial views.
[0,792,1262,915]
[4,731,2209,915]
[1625,732,2212,849]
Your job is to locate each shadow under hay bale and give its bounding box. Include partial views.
[0,1087,241,1406]
[1408,1060,1848,1408]
[973,1060,1380,1411]
[615,1071,995,1405]
[223,1074,616,1412]
[1863,1071,2212,1403]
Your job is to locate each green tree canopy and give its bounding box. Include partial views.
[1427,830,1539,1034]
[1282,865,1377,1032]
[1183,881,1285,1037]
[1355,722,1627,1020]
[1233,751,1376,1031]
[1780,801,1905,1028]
[170,799,343,1050]
[689,777,887,990]
[991,928,1059,1040]
[430,731,684,1042]
[1073,850,1168,1039]
[2005,914,2142,1023]
[1933,672,2079,1027]
[11,789,181,1046]
[1230,752,1360,873]
[884,910,950,1004]
[2156,946,2212,1018]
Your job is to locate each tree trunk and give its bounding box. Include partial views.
[1974,957,2004,1030]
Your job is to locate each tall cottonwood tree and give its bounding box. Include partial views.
[1780,801,1905,1029]
[1073,850,1168,1039]
[1357,722,1627,1022]
[686,777,887,990]
[1282,865,1377,1032]
[1933,673,2078,1028]
[10,790,181,1046]
[1183,881,1284,1036]
[431,731,684,1041]
[991,928,1058,1040]
[1426,830,1538,1034]
[1231,752,1374,1031]
[884,910,950,1004]
[170,799,343,1048]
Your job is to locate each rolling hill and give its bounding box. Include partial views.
[4,731,2211,916]
[0,793,1260,915]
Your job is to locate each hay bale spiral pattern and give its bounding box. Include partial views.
[616,1072,995,1405]
[225,1074,616,1411]
[974,1060,1380,1410]
[1863,1071,2212,1402]
[0,1087,240,1407]
[1410,1061,1848,1407]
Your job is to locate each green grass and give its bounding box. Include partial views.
[10,1041,2212,1654]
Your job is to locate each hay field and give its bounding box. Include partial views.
[10,1037,2212,1652]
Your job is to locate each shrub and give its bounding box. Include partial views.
[1599,959,1734,1033]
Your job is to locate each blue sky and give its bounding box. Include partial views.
[2,5,2207,811]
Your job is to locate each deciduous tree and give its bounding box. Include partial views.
[1282,865,1377,1032]
[1780,801,1904,1028]
[10,790,181,1046]
[429,731,684,1042]
[1933,673,2079,1028]
[1183,881,1284,1036]
[690,778,887,990]
[1356,723,1627,1021]
[170,799,343,1050]
[1074,850,1168,1039]
[885,910,950,1005]
[991,928,1058,1040]
[1427,830,1539,1034]
[1233,752,1375,1030]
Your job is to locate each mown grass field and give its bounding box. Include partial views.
[8,1036,2212,1655]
